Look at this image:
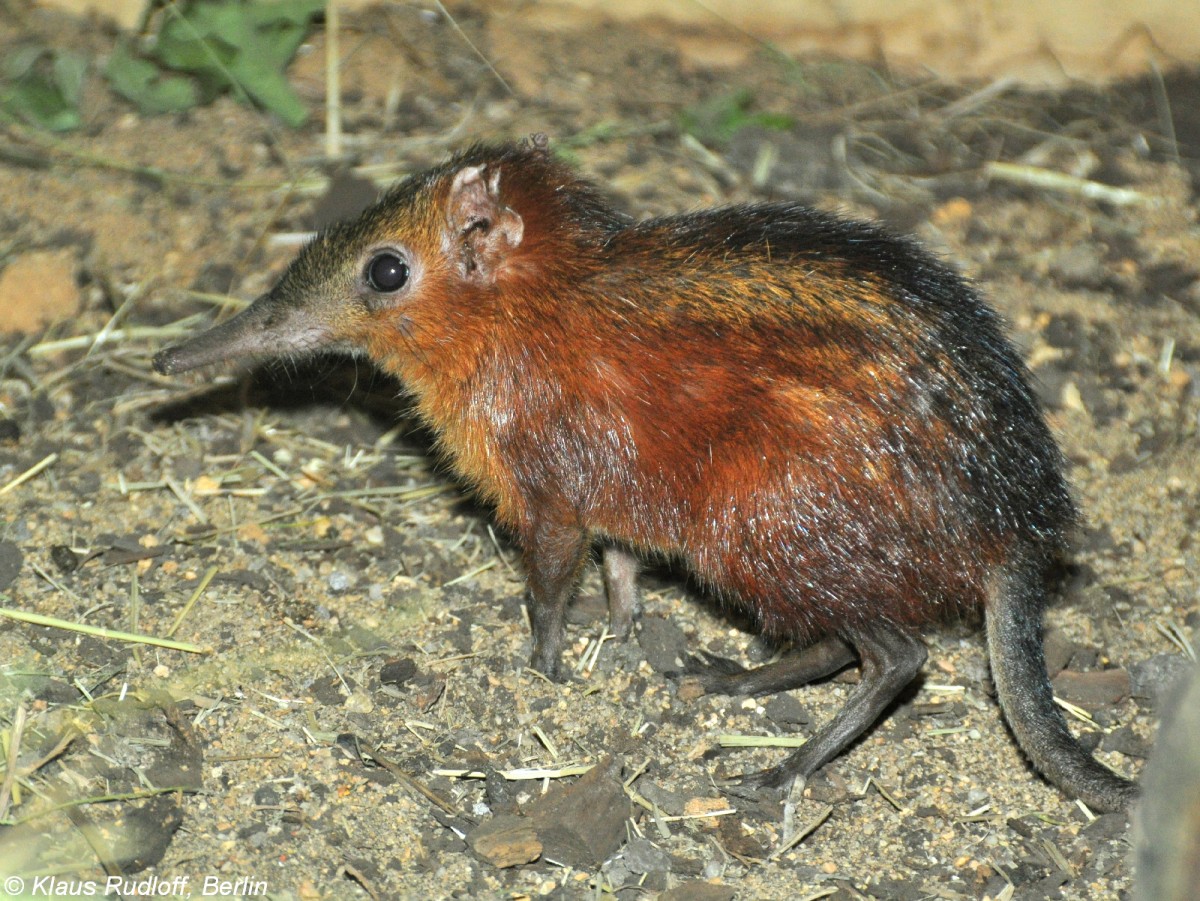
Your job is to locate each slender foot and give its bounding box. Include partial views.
[685,636,857,697]
[602,545,641,639]
[695,624,927,789]
[756,624,927,785]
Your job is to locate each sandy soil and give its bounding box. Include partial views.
[1,6,1198,900]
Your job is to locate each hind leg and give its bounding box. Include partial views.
[685,636,856,696]
[700,623,927,789]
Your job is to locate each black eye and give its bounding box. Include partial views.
[365,252,410,292]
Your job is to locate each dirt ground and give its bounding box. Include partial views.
[1,5,1198,900]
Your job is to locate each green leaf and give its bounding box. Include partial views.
[680,89,794,147]
[4,46,45,79]
[105,42,199,115]
[51,51,87,106]
[227,57,308,127]
[0,48,85,131]
[145,0,324,125]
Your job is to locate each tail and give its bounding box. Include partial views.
[987,558,1138,812]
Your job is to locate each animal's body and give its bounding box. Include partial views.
[154,136,1137,812]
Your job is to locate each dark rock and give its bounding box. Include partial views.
[466,814,541,868]
[1103,724,1152,759]
[763,692,810,727]
[867,877,929,900]
[526,755,630,869]
[622,837,670,874]
[658,882,735,901]
[805,769,850,804]
[1007,816,1038,839]
[1017,873,1069,899]
[484,769,519,814]
[1130,653,1193,709]
[0,540,22,590]
[717,815,769,859]
[1085,812,1130,841]
[468,756,631,870]
[107,795,186,872]
[637,616,690,676]
[639,780,687,817]
[1043,629,1080,677]
[308,674,352,706]
[49,544,80,574]
[379,657,419,687]
[1071,646,1101,671]
[1050,668,1129,707]
[32,678,79,704]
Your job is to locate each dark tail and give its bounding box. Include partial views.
[987,558,1138,812]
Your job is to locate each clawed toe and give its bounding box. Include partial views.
[684,649,748,677]
[715,766,798,801]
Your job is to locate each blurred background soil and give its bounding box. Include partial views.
[0,2,1198,899]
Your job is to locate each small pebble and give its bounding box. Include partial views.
[380,658,418,687]
[624,837,670,874]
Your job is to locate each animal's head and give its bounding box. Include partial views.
[153,135,619,378]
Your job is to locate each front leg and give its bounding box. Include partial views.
[601,545,641,640]
[523,518,589,680]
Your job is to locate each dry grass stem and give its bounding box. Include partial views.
[432,0,512,96]
[433,764,594,781]
[1053,696,1108,729]
[984,161,1157,206]
[1155,620,1195,661]
[717,734,807,749]
[339,862,381,901]
[0,604,209,655]
[163,475,209,525]
[866,776,906,812]
[0,452,58,496]
[166,566,218,638]
[8,786,198,827]
[441,558,497,588]
[324,0,342,160]
[531,724,559,760]
[0,705,27,821]
[770,803,833,860]
[28,322,208,357]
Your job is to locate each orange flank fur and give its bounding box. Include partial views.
[154,135,1138,813]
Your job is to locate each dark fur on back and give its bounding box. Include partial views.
[153,138,1134,812]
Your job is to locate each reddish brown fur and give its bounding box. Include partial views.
[355,162,995,646]
[153,138,1137,812]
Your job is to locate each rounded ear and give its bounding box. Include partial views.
[445,164,525,284]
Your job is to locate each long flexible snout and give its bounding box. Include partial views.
[153,295,331,375]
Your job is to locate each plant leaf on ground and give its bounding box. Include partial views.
[105,0,325,126]
[680,88,794,147]
[105,41,199,115]
[0,46,87,131]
